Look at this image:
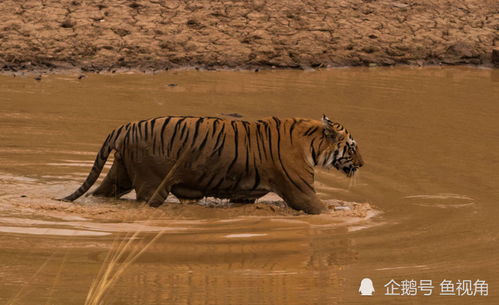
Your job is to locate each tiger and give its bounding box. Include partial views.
[62,115,364,214]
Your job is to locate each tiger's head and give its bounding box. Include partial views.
[312,114,364,177]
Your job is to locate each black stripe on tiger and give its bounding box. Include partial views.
[289,119,298,144]
[191,118,205,146]
[168,118,185,156]
[160,117,172,155]
[211,122,226,157]
[273,117,307,192]
[226,121,239,173]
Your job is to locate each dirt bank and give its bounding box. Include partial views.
[0,0,497,72]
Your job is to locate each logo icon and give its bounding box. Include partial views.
[359,278,375,296]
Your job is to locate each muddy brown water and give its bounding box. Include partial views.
[0,67,498,305]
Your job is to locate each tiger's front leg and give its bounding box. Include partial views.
[271,176,326,214]
[277,188,326,214]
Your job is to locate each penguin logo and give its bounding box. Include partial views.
[359,278,375,296]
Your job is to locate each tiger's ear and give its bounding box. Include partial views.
[322,114,331,124]
[322,114,337,139]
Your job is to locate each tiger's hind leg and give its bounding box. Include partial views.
[92,156,133,199]
[146,166,182,207]
[147,167,203,207]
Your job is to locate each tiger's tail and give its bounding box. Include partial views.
[60,130,118,202]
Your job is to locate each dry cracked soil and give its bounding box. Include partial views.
[0,0,498,72]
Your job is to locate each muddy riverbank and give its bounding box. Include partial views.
[0,0,497,73]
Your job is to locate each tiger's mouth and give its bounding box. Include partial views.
[342,166,358,177]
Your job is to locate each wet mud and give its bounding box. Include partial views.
[0,0,497,73]
[1,175,375,222]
